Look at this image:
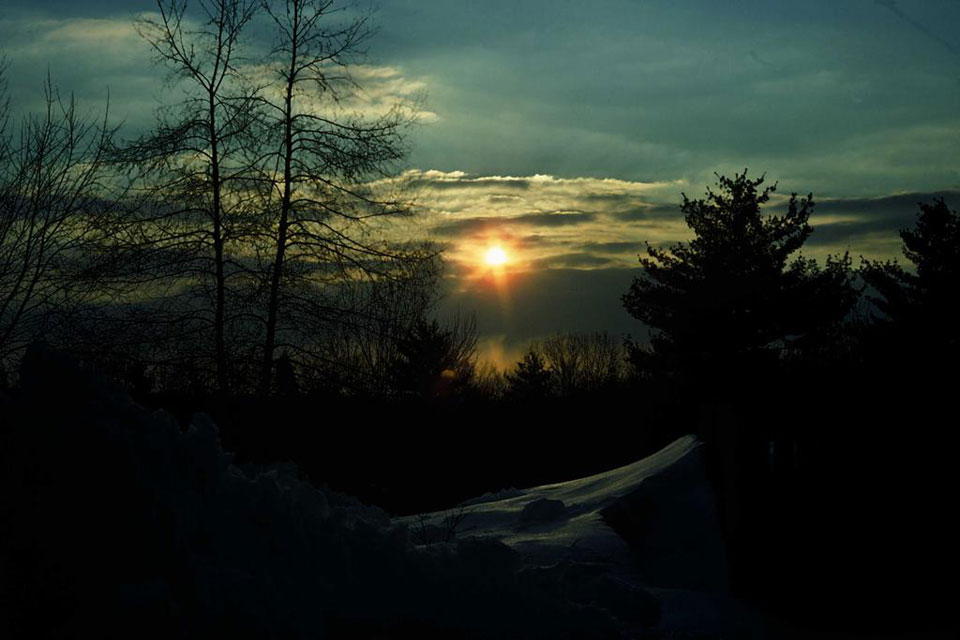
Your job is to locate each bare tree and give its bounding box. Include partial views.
[303,252,443,394]
[0,62,121,370]
[90,0,437,395]
[251,0,435,394]
[539,331,626,396]
[114,0,260,393]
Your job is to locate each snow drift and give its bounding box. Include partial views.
[399,433,728,592]
[397,430,766,637]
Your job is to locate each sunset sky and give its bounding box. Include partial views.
[2,0,958,366]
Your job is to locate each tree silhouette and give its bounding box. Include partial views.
[113,0,260,393]
[1,64,122,368]
[622,170,856,381]
[539,331,625,396]
[389,315,477,400]
[272,353,300,396]
[861,197,960,351]
[250,0,436,395]
[104,0,437,395]
[299,260,444,395]
[505,350,555,401]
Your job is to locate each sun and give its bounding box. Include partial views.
[484,245,508,266]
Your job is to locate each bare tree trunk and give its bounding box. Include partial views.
[253,0,437,395]
[260,2,300,395]
[115,0,257,393]
[209,91,228,392]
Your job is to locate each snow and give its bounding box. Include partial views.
[397,433,769,637]
[397,433,728,592]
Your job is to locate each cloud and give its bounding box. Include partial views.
[394,170,679,221]
[433,210,597,237]
[283,63,438,124]
[381,170,686,275]
[530,253,618,269]
[580,241,647,254]
[610,205,681,222]
[393,172,960,280]
[873,0,960,56]
[439,266,647,347]
[814,190,960,218]
[806,190,960,249]
[411,176,533,191]
[0,14,159,126]
[512,210,596,226]
[0,12,436,135]
[377,1,960,198]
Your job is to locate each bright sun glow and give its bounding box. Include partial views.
[484,246,508,266]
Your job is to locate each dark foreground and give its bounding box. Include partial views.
[1,347,956,638]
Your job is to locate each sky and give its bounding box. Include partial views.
[2,0,959,367]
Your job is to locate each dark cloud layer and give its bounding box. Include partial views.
[610,205,681,222]
[5,1,959,194]
[434,210,597,236]
[581,241,646,254]
[814,190,960,219]
[530,253,618,270]
[808,190,960,248]
[441,267,647,345]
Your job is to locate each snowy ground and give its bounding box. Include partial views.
[398,434,768,637]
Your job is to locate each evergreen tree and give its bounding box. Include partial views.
[622,170,856,380]
[861,197,960,351]
[505,350,555,401]
[389,316,477,400]
[272,354,300,397]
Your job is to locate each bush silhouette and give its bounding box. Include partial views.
[505,350,555,401]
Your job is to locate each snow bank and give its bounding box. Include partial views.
[398,433,728,592]
[396,427,767,637]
